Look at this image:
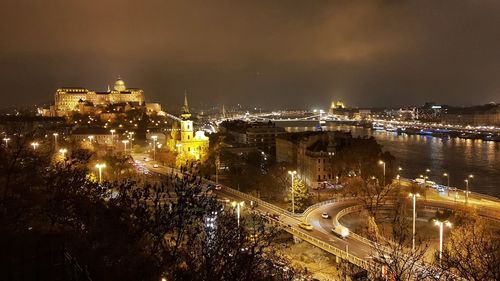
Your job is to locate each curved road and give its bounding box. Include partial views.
[134,154,500,269]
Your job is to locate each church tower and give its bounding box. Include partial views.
[180,93,194,142]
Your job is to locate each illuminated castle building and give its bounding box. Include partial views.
[168,94,209,165]
[47,77,145,116]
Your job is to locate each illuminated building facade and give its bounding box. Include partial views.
[49,77,145,116]
[168,95,209,165]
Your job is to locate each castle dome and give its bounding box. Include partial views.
[114,77,126,92]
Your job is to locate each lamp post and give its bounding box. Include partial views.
[464,174,473,204]
[409,193,420,251]
[110,129,115,145]
[3,137,10,148]
[443,173,450,187]
[53,133,59,149]
[434,219,452,263]
[122,140,129,152]
[128,132,134,147]
[288,170,297,213]
[424,168,431,186]
[397,167,402,185]
[95,163,106,183]
[231,201,244,227]
[31,142,39,150]
[378,160,385,186]
[59,148,67,159]
[151,135,158,161]
[443,172,450,196]
[215,156,220,184]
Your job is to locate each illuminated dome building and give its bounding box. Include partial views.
[50,77,145,116]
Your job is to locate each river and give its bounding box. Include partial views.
[277,121,500,198]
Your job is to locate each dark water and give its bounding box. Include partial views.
[280,122,500,198]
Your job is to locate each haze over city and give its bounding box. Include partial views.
[1,0,500,108]
[1,1,499,281]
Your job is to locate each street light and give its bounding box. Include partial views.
[3,137,10,148]
[95,163,106,183]
[151,135,158,161]
[434,219,452,262]
[424,168,431,186]
[59,148,67,159]
[288,170,297,214]
[409,193,420,251]
[122,140,129,152]
[464,174,473,204]
[442,173,450,187]
[53,133,59,149]
[31,142,39,150]
[110,129,115,145]
[231,201,244,227]
[397,166,402,185]
[378,160,385,186]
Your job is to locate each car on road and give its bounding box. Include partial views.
[298,222,313,231]
[153,164,159,168]
[270,214,280,221]
[321,212,329,219]
[332,225,349,238]
[215,184,222,190]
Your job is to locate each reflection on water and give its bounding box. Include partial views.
[284,125,500,197]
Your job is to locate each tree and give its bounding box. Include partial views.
[287,178,309,212]
[437,215,500,281]
[371,199,430,281]
[156,148,177,167]
[329,135,396,183]
[340,176,394,219]
[0,134,304,280]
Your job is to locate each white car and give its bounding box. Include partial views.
[215,184,222,190]
[321,213,329,219]
[153,164,159,168]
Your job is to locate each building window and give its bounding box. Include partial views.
[317,175,321,181]
[318,159,320,163]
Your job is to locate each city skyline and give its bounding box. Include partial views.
[1,0,500,109]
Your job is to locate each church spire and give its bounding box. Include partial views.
[181,90,192,120]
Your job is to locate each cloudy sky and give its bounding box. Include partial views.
[1,0,499,110]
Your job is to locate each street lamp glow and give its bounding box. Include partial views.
[31,142,39,150]
[151,135,158,161]
[464,176,473,204]
[122,140,129,152]
[288,170,297,213]
[3,137,10,148]
[434,219,452,262]
[409,193,421,251]
[53,133,59,149]
[110,129,115,144]
[88,135,94,143]
[59,148,67,158]
[232,201,244,227]
[95,163,106,183]
[378,160,386,186]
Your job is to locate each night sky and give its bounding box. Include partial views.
[1,0,500,110]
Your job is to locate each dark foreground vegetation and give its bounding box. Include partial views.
[0,136,302,281]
